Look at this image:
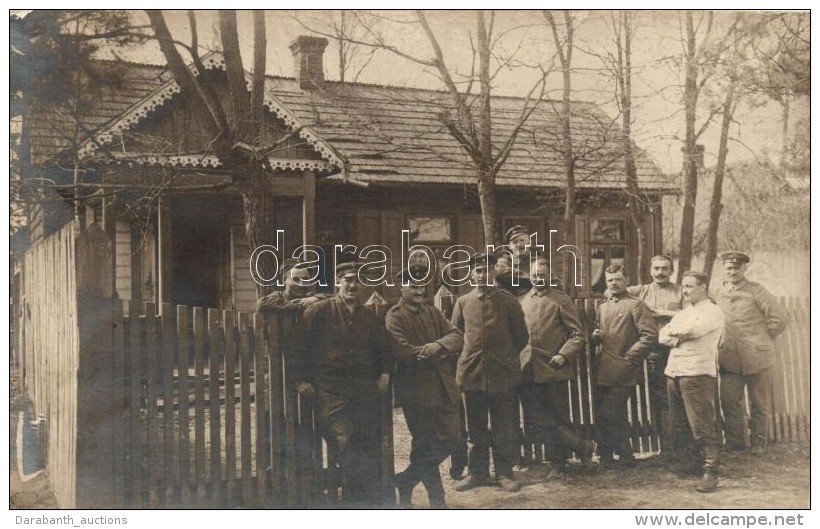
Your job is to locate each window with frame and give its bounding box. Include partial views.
[588,217,627,296]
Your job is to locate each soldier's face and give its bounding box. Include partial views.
[605,271,627,295]
[530,261,550,291]
[650,259,673,284]
[495,257,511,274]
[471,264,496,286]
[510,234,529,255]
[284,275,314,299]
[681,276,707,304]
[400,284,428,305]
[723,262,746,284]
[337,275,361,302]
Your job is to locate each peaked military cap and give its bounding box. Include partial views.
[469,252,498,268]
[395,265,430,283]
[335,261,361,278]
[505,225,529,242]
[720,251,751,265]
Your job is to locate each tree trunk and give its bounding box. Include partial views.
[238,162,278,298]
[677,12,699,282]
[477,169,501,247]
[780,96,790,172]
[703,80,736,285]
[617,11,648,284]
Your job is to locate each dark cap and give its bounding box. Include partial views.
[469,252,498,269]
[335,261,361,278]
[395,265,430,283]
[720,251,750,265]
[505,225,529,242]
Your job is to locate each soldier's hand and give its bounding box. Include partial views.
[376,373,390,393]
[548,354,567,368]
[592,328,602,343]
[296,381,315,396]
[417,342,443,359]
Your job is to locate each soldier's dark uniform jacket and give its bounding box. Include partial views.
[451,287,529,393]
[594,293,658,386]
[385,298,464,407]
[714,280,788,375]
[293,296,392,396]
[519,288,586,383]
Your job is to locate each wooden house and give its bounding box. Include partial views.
[23,36,676,310]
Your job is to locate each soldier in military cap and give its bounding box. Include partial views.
[714,251,788,452]
[294,261,393,506]
[257,260,326,314]
[450,253,529,493]
[386,265,464,508]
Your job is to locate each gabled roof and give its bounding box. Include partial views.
[28,58,674,192]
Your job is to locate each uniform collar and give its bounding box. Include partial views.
[473,286,498,299]
[529,288,550,297]
[396,297,422,313]
[725,279,748,291]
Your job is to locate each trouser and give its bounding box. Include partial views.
[463,389,518,479]
[401,404,461,499]
[648,345,673,449]
[315,388,381,506]
[667,375,722,474]
[595,384,635,460]
[719,367,774,449]
[520,381,587,469]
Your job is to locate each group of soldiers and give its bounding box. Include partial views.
[257,225,789,508]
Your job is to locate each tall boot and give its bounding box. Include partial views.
[696,445,720,493]
[421,468,447,509]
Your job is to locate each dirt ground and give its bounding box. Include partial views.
[9,371,810,510]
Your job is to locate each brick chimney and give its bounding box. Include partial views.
[289,36,329,90]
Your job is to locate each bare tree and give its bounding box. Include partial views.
[147,10,281,296]
[324,10,548,245]
[543,10,580,289]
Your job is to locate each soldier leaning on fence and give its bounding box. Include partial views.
[518,256,595,479]
[293,262,393,507]
[256,261,327,314]
[450,252,529,493]
[659,271,724,493]
[626,255,684,453]
[592,264,658,469]
[713,251,788,453]
[385,265,464,509]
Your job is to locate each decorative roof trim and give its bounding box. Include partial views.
[76,54,345,172]
[105,153,336,172]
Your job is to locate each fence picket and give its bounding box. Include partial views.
[144,303,161,507]
[238,313,253,506]
[207,309,224,507]
[223,311,237,505]
[192,307,207,507]
[176,305,191,506]
[253,313,270,506]
[161,303,176,506]
[127,300,143,508]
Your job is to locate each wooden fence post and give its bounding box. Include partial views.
[74,223,117,508]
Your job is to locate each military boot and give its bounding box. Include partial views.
[696,445,720,493]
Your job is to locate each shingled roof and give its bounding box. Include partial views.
[28,58,675,193]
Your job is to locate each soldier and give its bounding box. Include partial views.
[499,228,532,296]
[626,255,684,451]
[519,257,595,479]
[386,265,464,509]
[659,271,724,493]
[592,264,658,468]
[293,262,393,507]
[257,261,326,314]
[714,251,788,452]
[451,253,529,493]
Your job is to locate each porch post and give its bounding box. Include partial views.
[302,171,316,247]
[157,194,172,313]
